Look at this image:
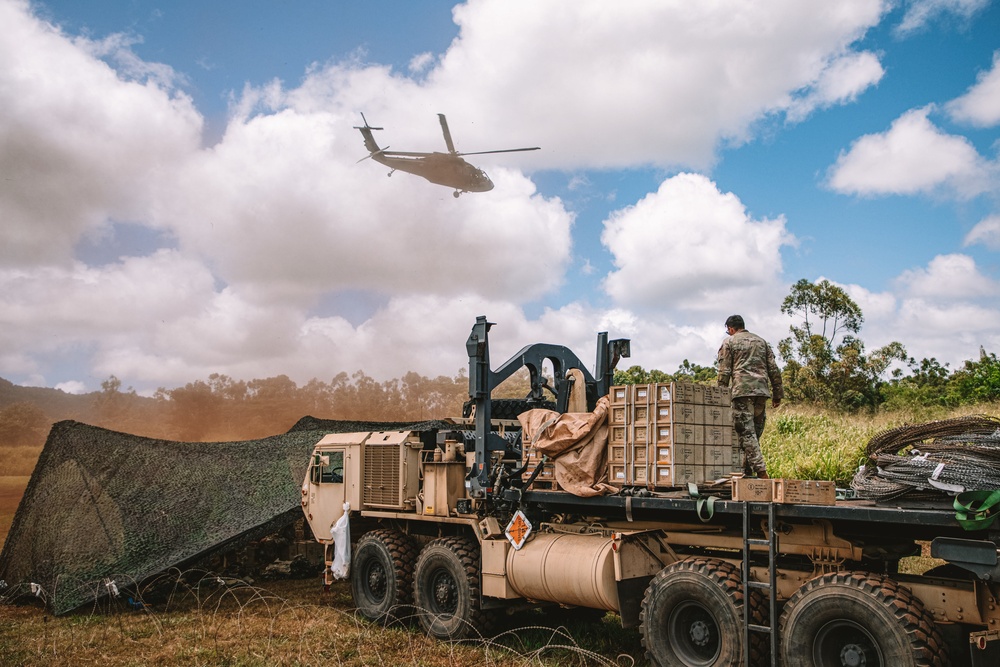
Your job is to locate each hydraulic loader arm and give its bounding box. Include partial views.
[465,315,629,497]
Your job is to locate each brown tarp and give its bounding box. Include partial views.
[519,396,616,497]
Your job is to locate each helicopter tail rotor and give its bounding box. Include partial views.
[354,113,383,131]
[356,146,389,163]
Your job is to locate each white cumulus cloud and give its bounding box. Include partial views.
[602,173,795,313]
[964,215,1000,250]
[827,106,995,198]
[947,50,1000,128]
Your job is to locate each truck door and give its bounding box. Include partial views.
[302,448,347,542]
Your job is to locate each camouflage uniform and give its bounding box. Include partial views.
[717,330,783,476]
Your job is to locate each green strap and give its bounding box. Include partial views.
[688,482,716,522]
[954,489,1000,531]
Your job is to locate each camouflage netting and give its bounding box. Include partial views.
[0,416,451,615]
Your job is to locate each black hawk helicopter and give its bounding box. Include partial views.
[355,113,539,197]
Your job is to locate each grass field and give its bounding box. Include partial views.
[0,577,640,667]
[2,403,998,665]
[761,402,1000,484]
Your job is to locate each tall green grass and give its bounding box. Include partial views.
[761,402,1000,485]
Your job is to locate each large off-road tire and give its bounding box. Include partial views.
[413,535,493,640]
[779,571,948,667]
[640,557,758,667]
[350,528,418,624]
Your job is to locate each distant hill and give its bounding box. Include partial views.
[0,377,96,421]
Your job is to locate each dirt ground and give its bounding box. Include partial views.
[0,476,28,552]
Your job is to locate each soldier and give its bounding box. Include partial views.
[717,314,783,478]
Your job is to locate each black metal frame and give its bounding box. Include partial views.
[465,315,629,497]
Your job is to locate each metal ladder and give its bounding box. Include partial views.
[742,500,779,667]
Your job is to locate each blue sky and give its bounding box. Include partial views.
[2,0,999,395]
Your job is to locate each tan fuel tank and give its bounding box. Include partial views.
[505,532,619,611]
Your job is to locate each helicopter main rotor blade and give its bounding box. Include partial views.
[438,114,457,154]
[456,147,541,156]
[379,150,433,157]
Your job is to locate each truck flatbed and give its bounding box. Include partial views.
[517,489,977,534]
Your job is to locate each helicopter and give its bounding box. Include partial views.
[355,113,540,197]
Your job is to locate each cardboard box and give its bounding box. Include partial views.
[674,464,698,485]
[610,464,627,484]
[608,462,649,486]
[673,403,699,424]
[703,405,731,426]
[702,426,726,446]
[633,464,649,484]
[732,478,837,504]
[674,424,701,445]
[655,382,676,402]
[733,477,773,501]
[703,464,729,481]
[611,405,627,425]
[653,465,673,486]
[773,479,836,505]
[676,443,698,465]
[703,445,729,467]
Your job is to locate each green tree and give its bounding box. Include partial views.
[781,278,863,346]
[674,359,718,384]
[0,401,50,447]
[613,365,672,385]
[948,349,1000,404]
[779,279,905,411]
[883,357,954,408]
[613,361,716,386]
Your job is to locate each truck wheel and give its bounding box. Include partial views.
[413,535,491,640]
[779,571,948,667]
[350,529,417,624]
[640,557,749,667]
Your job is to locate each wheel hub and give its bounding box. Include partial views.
[689,619,711,647]
[366,564,387,600]
[840,644,866,667]
[432,571,457,611]
[814,619,882,667]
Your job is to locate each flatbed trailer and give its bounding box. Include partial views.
[301,317,1000,666]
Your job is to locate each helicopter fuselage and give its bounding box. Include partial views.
[371,151,494,193]
[355,114,537,196]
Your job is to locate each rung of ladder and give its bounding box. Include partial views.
[747,580,770,590]
[748,624,772,633]
[746,538,769,547]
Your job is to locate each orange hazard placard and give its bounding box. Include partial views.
[505,510,532,550]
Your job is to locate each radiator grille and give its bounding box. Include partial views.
[363,443,402,507]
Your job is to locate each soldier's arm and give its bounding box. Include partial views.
[766,343,783,404]
[716,341,732,387]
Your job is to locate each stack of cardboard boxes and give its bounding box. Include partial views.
[519,382,838,502]
[607,381,741,489]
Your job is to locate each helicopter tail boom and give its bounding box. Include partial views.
[355,113,384,155]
